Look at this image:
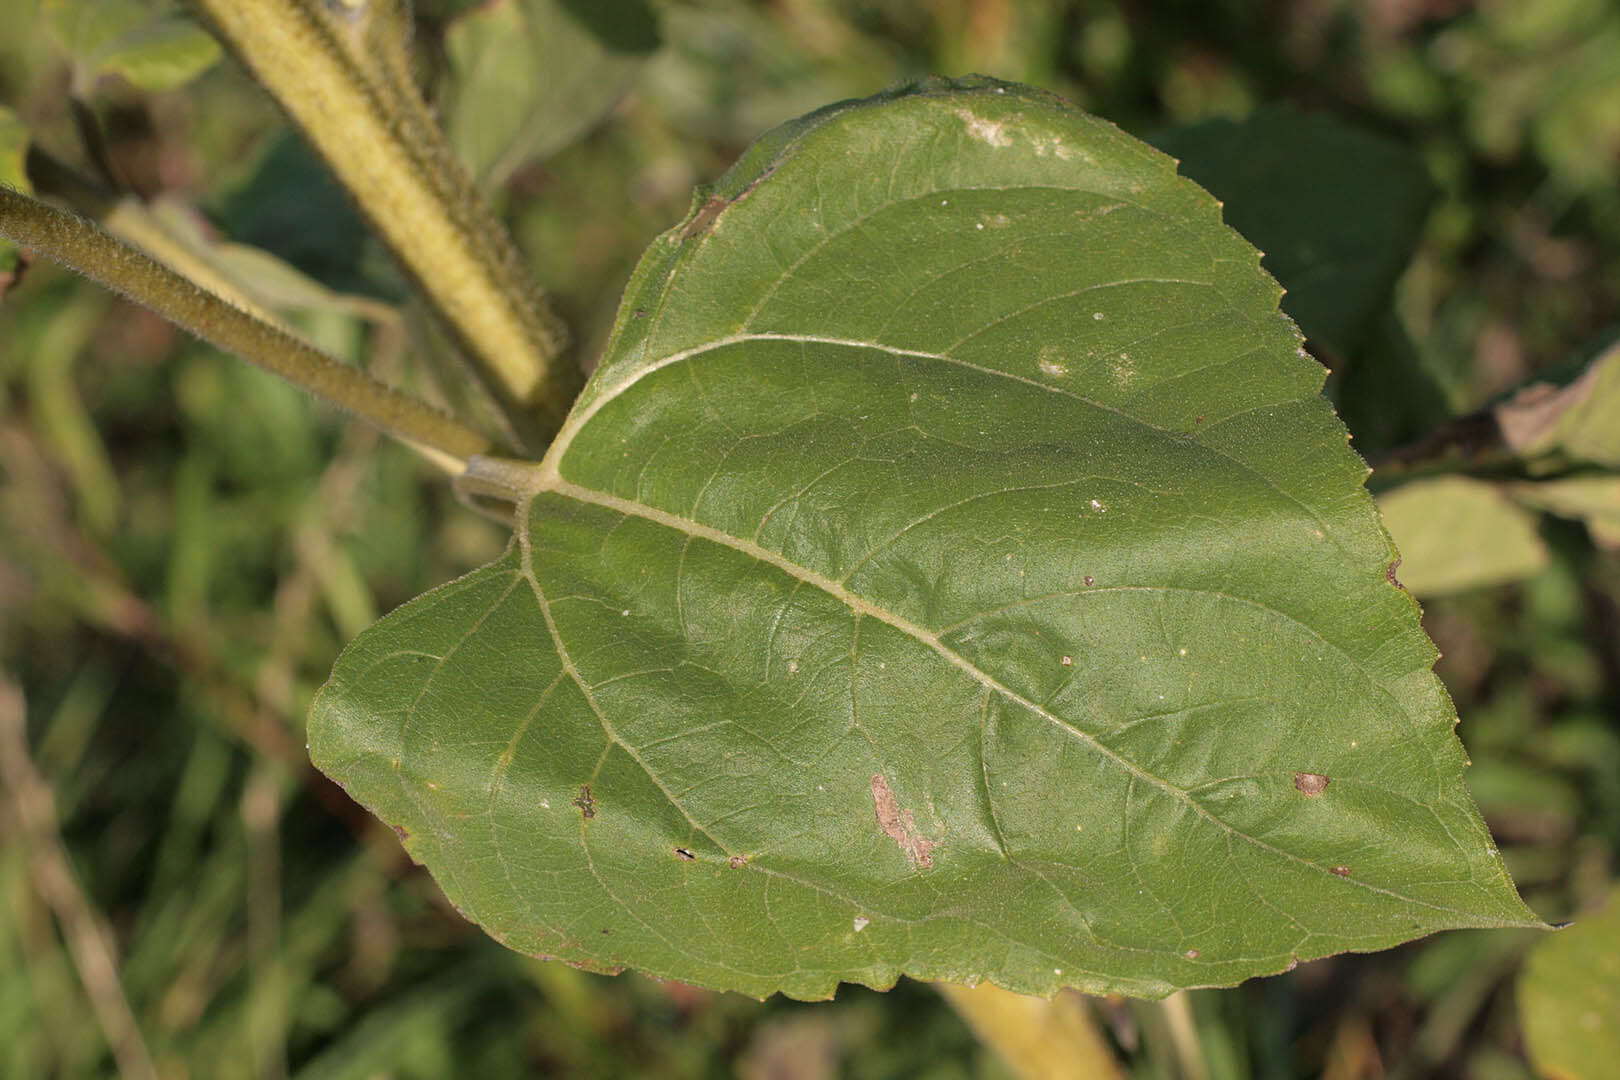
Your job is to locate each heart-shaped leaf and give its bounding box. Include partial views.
[311,78,1538,999]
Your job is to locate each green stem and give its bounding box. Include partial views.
[0,186,494,471]
[1159,993,1210,1080]
[937,982,1125,1080]
[185,0,575,447]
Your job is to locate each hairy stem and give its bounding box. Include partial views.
[186,0,574,447]
[0,187,494,470]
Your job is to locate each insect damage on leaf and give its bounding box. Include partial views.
[679,165,777,241]
[679,195,727,240]
[869,774,935,870]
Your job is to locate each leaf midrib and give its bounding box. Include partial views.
[546,331,1346,563]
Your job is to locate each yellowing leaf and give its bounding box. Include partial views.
[1378,476,1549,596]
[1513,474,1620,549]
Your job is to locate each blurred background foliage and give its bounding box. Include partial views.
[2,0,1618,1076]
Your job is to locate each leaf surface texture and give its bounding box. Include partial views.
[311,79,1537,999]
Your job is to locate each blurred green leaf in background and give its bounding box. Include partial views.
[0,104,32,289]
[43,0,221,95]
[445,0,660,190]
[1519,885,1620,1080]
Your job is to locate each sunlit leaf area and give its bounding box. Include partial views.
[3,1,1618,1076]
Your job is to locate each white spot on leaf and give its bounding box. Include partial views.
[956,108,1011,147]
[1037,346,1069,378]
[1110,353,1135,387]
[1032,135,1076,160]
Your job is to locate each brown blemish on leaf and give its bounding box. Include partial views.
[572,785,596,819]
[1386,558,1404,589]
[1184,949,1199,959]
[869,774,935,869]
[1083,575,1095,586]
[674,847,695,861]
[1294,772,1331,796]
[391,823,409,842]
[680,195,727,240]
[679,167,776,242]
[728,856,748,869]
[1330,865,1352,877]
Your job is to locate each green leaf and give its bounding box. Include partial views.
[1152,109,1446,459]
[92,15,221,92]
[1512,475,1620,548]
[1377,477,1550,596]
[1519,886,1620,1080]
[45,0,219,93]
[444,0,659,189]
[215,131,405,303]
[311,78,1538,1000]
[46,0,151,62]
[1150,105,1433,359]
